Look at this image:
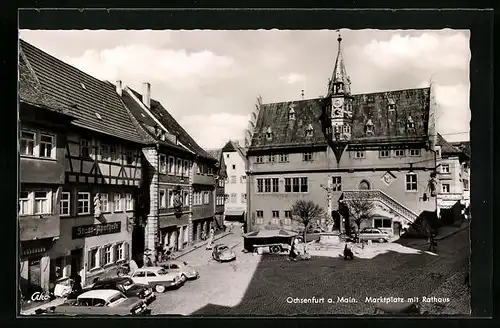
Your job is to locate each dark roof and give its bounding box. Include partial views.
[221,140,247,158]
[20,40,147,144]
[206,148,227,177]
[249,88,431,150]
[129,89,215,161]
[206,148,222,161]
[450,141,470,158]
[437,133,461,155]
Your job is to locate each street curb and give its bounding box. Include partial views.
[435,223,470,241]
[173,232,233,259]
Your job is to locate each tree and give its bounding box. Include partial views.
[290,200,325,242]
[343,193,375,236]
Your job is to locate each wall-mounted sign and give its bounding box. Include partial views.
[72,222,121,239]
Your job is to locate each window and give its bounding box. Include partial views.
[354,151,365,159]
[114,193,122,212]
[292,178,300,192]
[19,191,30,215]
[60,192,70,216]
[226,154,230,158]
[126,150,134,165]
[409,149,421,157]
[101,193,109,212]
[240,176,246,183]
[20,130,35,156]
[241,193,247,203]
[125,193,133,211]
[184,191,189,206]
[159,155,167,174]
[80,139,91,157]
[332,176,342,191]
[39,134,53,158]
[184,160,190,177]
[231,176,237,184]
[268,155,275,163]
[405,174,418,192]
[284,211,292,225]
[264,178,271,193]
[159,190,166,208]
[114,243,124,262]
[256,210,264,224]
[394,149,405,157]
[77,192,90,215]
[300,177,308,192]
[103,245,113,265]
[379,150,390,158]
[272,210,279,224]
[463,180,469,190]
[279,154,289,162]
[231,193,237,203]
[272,178,279,192]
[167,190,174,208]
[374,218,392,228]
[441,164,450,174]
[168,157,175,174]
[203,192,210,204]
[193,192,202,205]
[100,144,110,161]
[232,164,236,170]
[110,145,118,161]
[442,184,450,193]
[256,156,264,163]
[302,152,313,161]
[257,179,264,193]
[284,178,292,193]
[224,194,229,204]
[208,167,213,175]
[196,164,201,174]
[88,248,98,270]
[176,159,182,175]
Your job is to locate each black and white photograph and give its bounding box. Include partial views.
[18,23,472,316]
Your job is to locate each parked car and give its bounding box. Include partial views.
[129,267,184,293]
[44,289,150,316]
[358,228,390,243]
[212,244,236,262]
[87,277,156,304]
[297,226,325,242]
[159,260,199,280]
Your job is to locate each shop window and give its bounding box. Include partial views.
[374,218,392,228]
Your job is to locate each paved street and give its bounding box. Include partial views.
[149,227,470,315]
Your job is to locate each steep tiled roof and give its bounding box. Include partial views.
[249,88,430,150]
[222,140,247,159]
[129,89,215,161]
[437,133,461,155]
[20,40,147,144]
[450,141,470,158]
[19,48,72,116]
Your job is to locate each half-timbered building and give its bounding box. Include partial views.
[120,83,218,259]
[20,40,148,285]
[245,35,438,236]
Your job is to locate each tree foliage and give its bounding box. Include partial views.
[344,193,375,231]
[290,200,325,242]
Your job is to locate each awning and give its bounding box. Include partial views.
[225,210,245,216]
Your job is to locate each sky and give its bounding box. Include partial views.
[19,29,470,149]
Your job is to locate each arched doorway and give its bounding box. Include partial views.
[359,180,371,190]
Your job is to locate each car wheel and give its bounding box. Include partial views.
[378,238,385,243]
[271,246,281,254]
[155,285,166,293]
[181,274,187,281]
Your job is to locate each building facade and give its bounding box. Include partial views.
[221,141,248,222]
[207,148,227,231]
[245,35,438,236]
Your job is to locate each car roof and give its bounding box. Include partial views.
[78,289,122,300]
[215,244,228,248]
[135,266,164,272]
[96,277,131,284]
[163,260,185,265]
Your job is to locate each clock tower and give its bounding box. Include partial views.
[323,33,354,163]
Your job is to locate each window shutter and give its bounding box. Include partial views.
[87,249,92,269]
[99,247,104,267]
[110,244,115,263]
[124,242,129,261]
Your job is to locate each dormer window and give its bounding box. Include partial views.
[265,127,273,140]
[365,119,374,135]
[388,99,396,111]
[407,116,415,129]
[288,107,296,120]
[305,124,313,137]
[343,125,351,133]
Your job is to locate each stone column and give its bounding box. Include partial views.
[143,147,159,260]
[40,255,50,292]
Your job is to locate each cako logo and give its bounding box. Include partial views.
[30,292,51,302]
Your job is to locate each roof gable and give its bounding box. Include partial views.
[20,40,146,144]
[437,133,461,155]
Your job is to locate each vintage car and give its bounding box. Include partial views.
[212,244,236,262]
[160,260,199,280]
[88,277,156,304]
[129,267,184,293]
[359,228,390,243]
[40,289,150,316]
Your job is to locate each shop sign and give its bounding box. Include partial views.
[72,222,121,239]
[22,246,46,257]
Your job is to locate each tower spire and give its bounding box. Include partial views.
[328,32,351,96]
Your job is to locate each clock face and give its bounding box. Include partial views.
[333,98,344,108]
[333,109,342,117]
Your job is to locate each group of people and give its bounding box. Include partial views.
[288,237,309,261]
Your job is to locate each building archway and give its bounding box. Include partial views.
[359,180,371,190]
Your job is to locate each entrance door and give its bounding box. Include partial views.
[70,249,83,277]
[393,222,402,237]
[28,257,42,292]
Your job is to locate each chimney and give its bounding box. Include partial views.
[142,82,151,108]
[116,80,123,96]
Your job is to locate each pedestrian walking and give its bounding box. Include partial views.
[428,233,438,252]
[241,225,245,234]
[288,238,298,261]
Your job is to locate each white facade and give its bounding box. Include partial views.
[222,146,247,217]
